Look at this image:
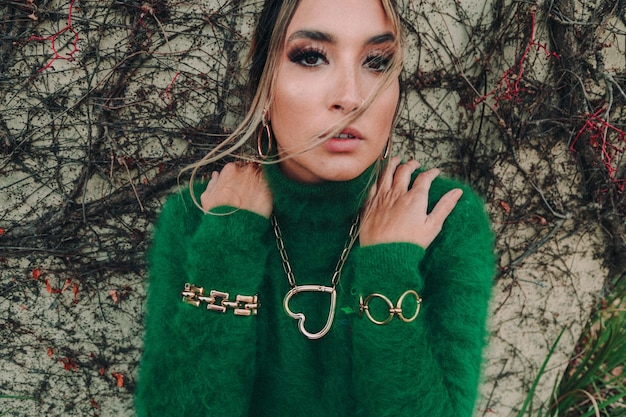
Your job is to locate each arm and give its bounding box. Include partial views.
[135,183,271,417]
[352,166,495,416]
[421,182,495,415]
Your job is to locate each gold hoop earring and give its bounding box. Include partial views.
[257,110,272,159]
[381,137,392,160]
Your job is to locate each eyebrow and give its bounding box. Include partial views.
[286,30,395,46]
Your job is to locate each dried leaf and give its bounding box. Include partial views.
[89,398,99,409]
[499,200,511,213]
[60,356,78,371]
[111,372,124,387]
[72,283,79,303]
[60,278,72,293]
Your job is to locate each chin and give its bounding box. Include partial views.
[284,156,376,183]
[322,168,368,182]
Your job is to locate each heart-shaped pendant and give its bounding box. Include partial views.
[283,285,337,340]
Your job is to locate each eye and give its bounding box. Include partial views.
[364,53,393,72]
[288,47,329,67]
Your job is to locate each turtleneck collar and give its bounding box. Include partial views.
[263,162,377,226]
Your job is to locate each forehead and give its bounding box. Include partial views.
[287,0,393,39]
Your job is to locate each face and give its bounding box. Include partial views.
[269,0,400,184]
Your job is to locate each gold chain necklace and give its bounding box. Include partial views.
[270,213,360,340]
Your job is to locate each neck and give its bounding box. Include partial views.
[263,162,376,226]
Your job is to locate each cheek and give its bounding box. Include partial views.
[376,83,400,126]
[387,82,400,113]
[270,89,296,142]
[271,79,307,128]
[271,72,326,144]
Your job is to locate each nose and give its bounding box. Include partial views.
[330,65,362,113]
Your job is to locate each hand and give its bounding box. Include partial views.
[359,157,462,248]
[201,162,273,219]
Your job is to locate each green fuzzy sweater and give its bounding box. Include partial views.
[135,163,495,417]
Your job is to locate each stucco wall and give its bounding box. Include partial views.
[1,0,624,415]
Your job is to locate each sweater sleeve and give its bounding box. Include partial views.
[135,185,270,417]
[350,180,495,417]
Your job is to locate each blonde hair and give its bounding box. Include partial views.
[185,0,405,199]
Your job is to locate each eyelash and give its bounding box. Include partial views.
[288,46,328,67]
[364,53,393,72]
[287,46,394,72]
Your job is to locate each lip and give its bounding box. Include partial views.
[331,127,363,141]
[322,127,364,153]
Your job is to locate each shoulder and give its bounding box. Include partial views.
[153,182,206,238]
[162,182,204,210]
[427,174,494,245]
[434,175,488,213]
[420,174,496,292]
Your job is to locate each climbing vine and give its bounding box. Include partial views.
[1,0,624,415]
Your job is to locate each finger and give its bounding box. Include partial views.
[409,168,440,194]
[221,162,240,176]
[201,171,219,203]
[378,156,402,191]
[392,159,420,190]
[426,188,463,226]
[203,171,219,191]
[246,161,264,176]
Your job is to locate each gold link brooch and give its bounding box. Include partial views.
[359,290,422,325]
[182,283,259,316]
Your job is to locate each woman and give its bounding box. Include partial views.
[135,0,495,416]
